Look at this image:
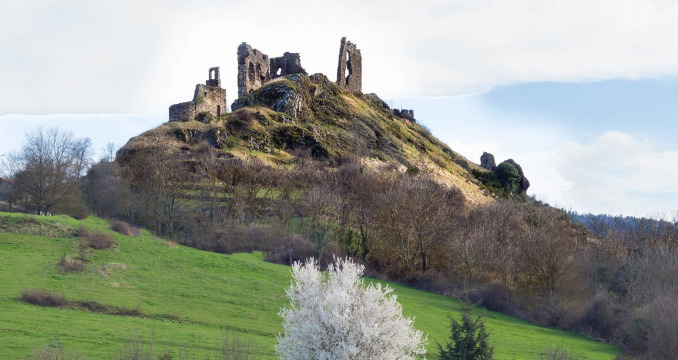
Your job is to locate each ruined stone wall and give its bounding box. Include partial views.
[206,67,221,87]
[270,52,307,79]
[394,109,415,121]
[336,37,362,92]
[237,42,270,98]
[169,101,196,122]
[169,67,226,121]
[194,84,226,117]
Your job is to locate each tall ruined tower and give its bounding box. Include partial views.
[336,37,362,92]
[237,42,270,98]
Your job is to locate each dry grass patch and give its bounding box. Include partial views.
[110,220,140,237]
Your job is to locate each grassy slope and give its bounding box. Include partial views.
[0,212,619,359]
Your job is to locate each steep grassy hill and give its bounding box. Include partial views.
[117,74,500,204]
[0,212,619,359]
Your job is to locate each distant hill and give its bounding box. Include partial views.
[117,73,523,205]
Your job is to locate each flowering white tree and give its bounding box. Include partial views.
[276,257,428,360]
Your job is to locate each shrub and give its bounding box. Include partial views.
[79,229,115,250]
[437,302,493,360]
[276,258,428,359]
[59,254,84,273]
[266,234,316,266]
[495,162,521,195]
[21,289,66,307]
[110,220,140,237]
[646,296,678,360]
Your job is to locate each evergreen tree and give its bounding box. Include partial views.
[437,302,494,360]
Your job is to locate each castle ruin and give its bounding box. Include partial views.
[170,38,369,121]
[336,37,362,92]
[237,43,309,98]
[237,43,271,98]
[169,67,227,122]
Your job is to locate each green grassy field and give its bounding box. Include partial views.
[0,212,619,359]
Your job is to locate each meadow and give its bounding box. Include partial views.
[0,212,619,359]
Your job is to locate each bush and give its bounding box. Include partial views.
[266,234,316,266]
[468,282,519,316]
[646,296,678,360]
[59,254,85,273]
[77,227,115,250]
[52,190,89,220]
[276,258,427,359]
[110,220,140,237]
[21,289,66,307]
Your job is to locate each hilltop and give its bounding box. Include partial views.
[117,72,520,205]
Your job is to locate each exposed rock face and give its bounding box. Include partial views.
[169,68,226,122]
[480,152,497,171]
[232,74,305,118]
[238,43,270,98]
[270,52,307,79]
[505,158,530,194]
[337,37,362,92]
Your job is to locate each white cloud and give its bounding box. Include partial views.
[527,131,678,217]
[3,0,678,114]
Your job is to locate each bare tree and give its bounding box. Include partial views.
[6,128,91,215]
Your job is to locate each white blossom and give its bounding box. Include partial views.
[276,257,428,360]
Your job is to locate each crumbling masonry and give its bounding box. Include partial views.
[336,37,362,92]
[169,67,227,122]
[237,43,271,98]
[170,38,368,121]
[237,43,308,98]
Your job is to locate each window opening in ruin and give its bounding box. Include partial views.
[256,64,263,83]
[345,51,352,84]
[217,105,221,117]
[276,67,282,76]
[248,62,256,87]
[209,69,215,80]
[204,92,207,97]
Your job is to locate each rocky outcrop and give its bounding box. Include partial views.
[231,74,306,118]
[480,152,497,171]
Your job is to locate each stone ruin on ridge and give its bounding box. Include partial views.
[169,38,382,121]
[237,42,308,98]
[169,67,227,122]
[336,37,362,93]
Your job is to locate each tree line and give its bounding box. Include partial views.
[3,128,678,359]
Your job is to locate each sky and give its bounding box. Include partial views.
[1,0,678,218]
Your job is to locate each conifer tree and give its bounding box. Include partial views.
[437,302,494,360]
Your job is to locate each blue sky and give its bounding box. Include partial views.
[1,0,677,218]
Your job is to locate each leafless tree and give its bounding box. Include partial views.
[6,128,92,215]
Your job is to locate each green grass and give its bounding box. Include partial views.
[0,212,619,359]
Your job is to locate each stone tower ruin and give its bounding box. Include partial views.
[270,52,307,79]
[336,37,362,92]
[237,43,308,98]
[237,43,270,98]
[169,67,227,122]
